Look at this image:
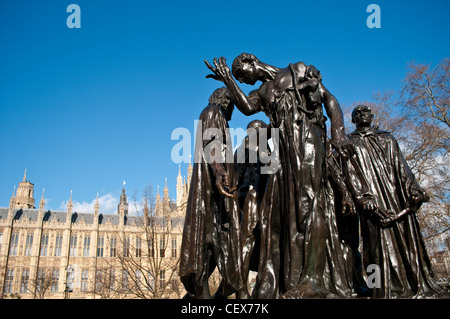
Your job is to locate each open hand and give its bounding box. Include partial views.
[205,57,233,84]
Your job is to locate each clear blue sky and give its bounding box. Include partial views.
[0,0,448,213]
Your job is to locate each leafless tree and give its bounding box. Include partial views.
[91,264,124,299]
[28,268,55,299]
[92,184,182,299]
[401,58,449,129]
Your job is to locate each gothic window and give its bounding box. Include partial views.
[83,236,90,257]
[110,270,116,290]
[159,270,165,289]
[110,237,117,257]
[148,238,154,257]
[67,268,75,292]
[135,237,141,257]
[97,236,104,257]
[160,238,165,258]
[52,269,59,293]
[20,269,29,293]
[147,272,154,290]
[40,234,49,257]
[69,235,77,257]
[10,233,19,256]
[135,270,141,290]
[95,270,103,292]
[172,238,177,258]
[54,234,63,257]
[25,233,34,256]
[123,237,130,257]
[122,270,129,290]
[37,268,45,293]
[5,269,14,293]
[171,278,180,293]
[81,270,88,292]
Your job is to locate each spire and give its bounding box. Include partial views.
[163,177,170,205]
[39,188,45,209]
[120,187,127,203]
[38,188,46,222]
[94,192,100,212]
[67,190,73,216]
[163,178,169,196]
[155,185,162,216]
[9,186,16,211]
[177,164,182,181]
[156,185,161,200]
[118,185,128,218]
[15,169,35,209]
[162,177,170,215]
[177,165,184,207]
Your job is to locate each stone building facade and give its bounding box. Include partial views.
[0,164,192,299]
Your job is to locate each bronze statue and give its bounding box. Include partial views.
[213,119,270,299]
[178,55,448,299]
[179,87,244,298]
[344,105,446,298]
[325,138,371,297]
[205,53,354,298]
[235,120,270,298]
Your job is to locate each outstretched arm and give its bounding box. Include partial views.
[205,57,262,115]
[320,83,354,158]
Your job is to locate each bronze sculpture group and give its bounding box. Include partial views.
[179,53,447,299]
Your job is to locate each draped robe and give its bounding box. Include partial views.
[253,63,353,298]
[346,128,445,298]
[179,104,243,296]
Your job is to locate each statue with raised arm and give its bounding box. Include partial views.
[205,54,354,298]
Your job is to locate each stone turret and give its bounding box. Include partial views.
[163,178,170,212]
[67,190,73,226]
[94,193,100,222]
[118,184,128,225]
[176,165,184,207]
[15,169,35,209]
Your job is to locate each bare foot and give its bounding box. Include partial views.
[281,279,329,299]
